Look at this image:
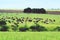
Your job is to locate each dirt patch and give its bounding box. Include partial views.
[47,11,60,15]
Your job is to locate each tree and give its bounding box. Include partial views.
[24,7,31,13]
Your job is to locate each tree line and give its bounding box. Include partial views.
[23,7,46,13]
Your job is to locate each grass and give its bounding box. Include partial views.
[0,32,60,40]
[0,13,60,30]
[0,13,60,40]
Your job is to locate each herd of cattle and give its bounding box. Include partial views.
[23,7,46,13]
[0,16,59,32]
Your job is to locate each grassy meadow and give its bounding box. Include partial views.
[0,32,60,40]
[0,13,60,30]
[0,13,60,40]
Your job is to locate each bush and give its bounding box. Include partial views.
[24,7,31,13]
[40,8,46,13]
[19,27,29,32]
[53,26,60,31]
[0,20,6,26]
[24,7,46,13]
[30,24,47,32]
[11,25,18,31]
[0,25,9,31]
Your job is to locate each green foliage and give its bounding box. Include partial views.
[30,24,47,32]
[53,26,60,31]
[11,25,18,31]
[0,25,9,31]
[0,20,6,26]
[0,13,59,32]
[19,27,29,32]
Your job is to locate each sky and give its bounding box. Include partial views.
[0,0,60,9]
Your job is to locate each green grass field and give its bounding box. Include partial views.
[0,13,60,31]
[0,13,60,40]
[0,32,60,40]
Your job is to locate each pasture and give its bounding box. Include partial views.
[0,13,60,40]
[0,13,60,31]
[0,32,60,40]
